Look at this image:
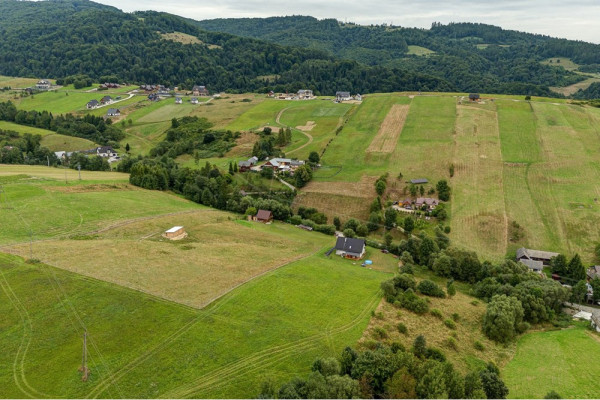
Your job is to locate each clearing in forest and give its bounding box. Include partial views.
[366,104,410,153]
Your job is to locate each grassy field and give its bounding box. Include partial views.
[0,121,97,151]
[0,233,391,398]
[0,75,41,88]
[541,57,580,71]
[407,45,435,56]
[6,213,328,308]
[503,324,600,398]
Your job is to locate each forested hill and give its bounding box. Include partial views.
[197,16,600,97]
[0,0,452,95]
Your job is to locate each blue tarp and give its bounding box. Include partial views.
[364,260,373,265]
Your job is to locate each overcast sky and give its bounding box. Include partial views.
[94,0,600,43]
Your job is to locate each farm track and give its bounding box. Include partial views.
[161,292,381,398]
[0,255,56,399]
[87,247,324,398]
[275,107,313,155]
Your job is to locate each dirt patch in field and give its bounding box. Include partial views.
[44,183,138,193]
[366,104,410,153]
[225,131,259,157]
[301,175,377,198]
[296,121,316,131]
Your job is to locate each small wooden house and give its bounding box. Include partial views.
[165,226,185,239]
[254,210,273,223]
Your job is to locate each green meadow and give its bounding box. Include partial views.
[503,324,600,399]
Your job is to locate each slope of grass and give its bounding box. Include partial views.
[15,91,101,114]
[503,324,600,399]
[497,100,541,163]
[0,248,389,398]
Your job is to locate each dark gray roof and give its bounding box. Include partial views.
[335,237,365,254]
[87,99,99,105]
[469,93,480,99]
[410,178,429,184]
[336,91,351,97]
[519,259,543,271]
[106,108,119,114]
[516,247,559,261]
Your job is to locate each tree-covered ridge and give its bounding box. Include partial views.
[197,16,599,95]
[0,1,452,95]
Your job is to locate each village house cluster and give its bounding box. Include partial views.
[268,89,361,102]
[86,95,123,118]
[237,156,305,175]
[54,146,120,163]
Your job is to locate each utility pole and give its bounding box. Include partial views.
[65,169,68,185]
[47,155,50,167]
[79,330,89,381]
[77,164,81,181]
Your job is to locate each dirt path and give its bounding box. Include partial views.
[275,108,313,155]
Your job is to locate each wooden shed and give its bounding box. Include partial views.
[165,226,185,239]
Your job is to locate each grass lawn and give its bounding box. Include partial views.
[0,75,41,88]
[15,91,102,114]
[0,121,97,151]
[407,45,435,56]
[503,324,600,398]
[0,244,389,398]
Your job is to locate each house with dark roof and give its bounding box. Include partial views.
[175,97,183,104]
[516,247,559,266]
[190,97,199,104]
[238,156,258,172]
[469,93,481,102]
[519,258,544,273]
[254,209,273,223]
[95,146,117,158]
[100,95,113,105]
[106,108,120,117]
[415,197,439,210]
[410,178,429,184]
[192,85,209,96]
[86,99,99,109]
[335,91,352,101]
[335,237,366,260]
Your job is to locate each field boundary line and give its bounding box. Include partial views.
[87,246,323,398]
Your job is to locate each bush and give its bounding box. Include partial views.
[444,319,456,329]
[474,340,485,351]
[445,337,458,350]
[342,228,356,238]
[393,274,417,291]
[425,347,446,362]
[417,280,446,298]
[451,313,460,322]
[398,290,429,314]
[430,309,443,319]
[397,322,408,334]
[290,215,302,225]
[471,300,479,306]
[390,342,406,353]
[483,295,524,343]
[373,326,387,339]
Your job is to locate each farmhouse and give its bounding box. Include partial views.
[263,158,305,172]
[95,146,117,158]
[254,209,273,223]
[36,79,51,90]
[99,82,120,89]
[175,96,183,104]
[516,247,559,266]
[355,94,362,101]
[100,95,113,105]
[297,89,314,99]
[410,178,429,184]
[164,226,185,239]
[157,86,170,96]
[415,197,439,210]
[192,85,209,96]
[518,258,544,273]
[190,97,199,104]
[335,237,366,260]
[469,93,481,102]
[238,156,258,172]
[106,108,120,117]
[86,99,99,109]
[336,91,352,101]
[54,151,74,160]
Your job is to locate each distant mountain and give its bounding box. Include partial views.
[1,1,597,97]
[197,16,600,97]
[0,0,454,95]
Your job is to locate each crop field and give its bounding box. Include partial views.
[366,104,410,153]
[503,324,600,398]
[0,233,390,398]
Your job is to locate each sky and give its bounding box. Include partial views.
[93,0,600,44]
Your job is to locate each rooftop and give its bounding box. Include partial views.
[165,226,184,233]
